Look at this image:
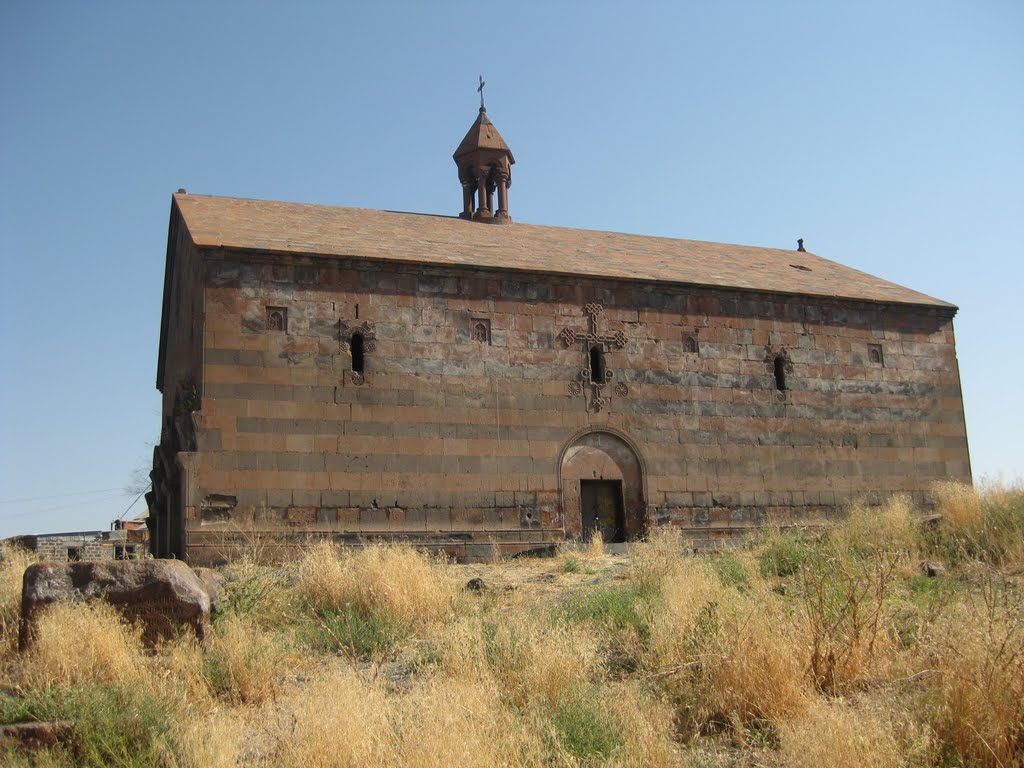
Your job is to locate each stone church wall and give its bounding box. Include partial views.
[173,250,969,564]
[149,223,206,558]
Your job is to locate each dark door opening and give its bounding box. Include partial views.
[579,480,625,543]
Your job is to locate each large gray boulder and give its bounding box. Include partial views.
[192,566,228,615]
[20,560,211,650]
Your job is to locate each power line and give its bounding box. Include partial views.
[117,483,151,521]
[0,487,123,505]
[0,493,131,520]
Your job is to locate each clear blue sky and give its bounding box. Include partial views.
[1,1,1021,538]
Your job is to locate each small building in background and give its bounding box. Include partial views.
[3,516,149,562]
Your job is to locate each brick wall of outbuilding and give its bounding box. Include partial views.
[33,534,114,562]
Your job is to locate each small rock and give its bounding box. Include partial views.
[921,560,946,578]
[921,514,943,529]
[0,721,74,750]
[511,544,558,559]
[465,577,486,591]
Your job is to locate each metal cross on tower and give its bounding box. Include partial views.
[477,75,486,110]
[560,302,629,412]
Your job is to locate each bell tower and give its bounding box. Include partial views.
[453,78,514,223]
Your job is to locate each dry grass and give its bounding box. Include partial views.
[927,481,1024,569]
[633,532,811,728]
[4,482,1022,767]
[436,610,602,711]
[702,596,811,723]
[219,553,294,627]
[272,667,545,768]
[976,481,1024,568]
[599,681,679,767]
[640,552,721,670]
[0,546,36,653]
[273,665,396,767]
[630,525,687,592]
[150,634,212,704]
[18,600,145,688]
[204,613,287,705]
[168,708,243,768]
[797,550,903,694]
[922,574,1024,767]
[836,494,918,560]
[295,541,458,630]
[391,676,539,768]
[933,480,985,532]
[778,699,906,768]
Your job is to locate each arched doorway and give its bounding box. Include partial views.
[558,429,646,542]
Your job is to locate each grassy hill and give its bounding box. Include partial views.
[2,481,1022,767]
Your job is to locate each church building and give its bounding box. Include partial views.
[148,105,971,564]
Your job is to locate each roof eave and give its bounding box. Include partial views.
[198,241,957,314]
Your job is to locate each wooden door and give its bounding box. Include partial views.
[579,480,625,543]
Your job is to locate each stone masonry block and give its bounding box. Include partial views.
[292,490,322,507]
[268,490,293,507]
[360,508,388,527]
[425,508,451,530]
[321,490,351,507]
[338,508,360,526]
[316,508,338,524]
[286,507,316,525]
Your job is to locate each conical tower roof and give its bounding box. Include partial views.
[453,108,515,164]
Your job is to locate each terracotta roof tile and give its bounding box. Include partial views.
[173,193,954,309]
[454,108,515,162]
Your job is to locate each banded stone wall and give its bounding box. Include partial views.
[150,223,206,558]
[167,251,969,564]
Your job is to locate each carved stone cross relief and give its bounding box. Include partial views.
[560,302,629,412]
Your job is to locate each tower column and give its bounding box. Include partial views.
[475,169,491,220]
[461,181,473,219]
[495,169,510,222]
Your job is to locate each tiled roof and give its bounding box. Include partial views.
[454,108,515,163]
[173,193,954,309]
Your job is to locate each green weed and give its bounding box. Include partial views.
[220,558,291,626]
[548,688,623,762]
[0,684,178,768]
[758,531,816,577]
[297,604,405,659]
[709,552,749,591]
[559,584,648,636]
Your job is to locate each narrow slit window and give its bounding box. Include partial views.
[774,356,787,391]
[590,345,605,382]
[351,332,365,373]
